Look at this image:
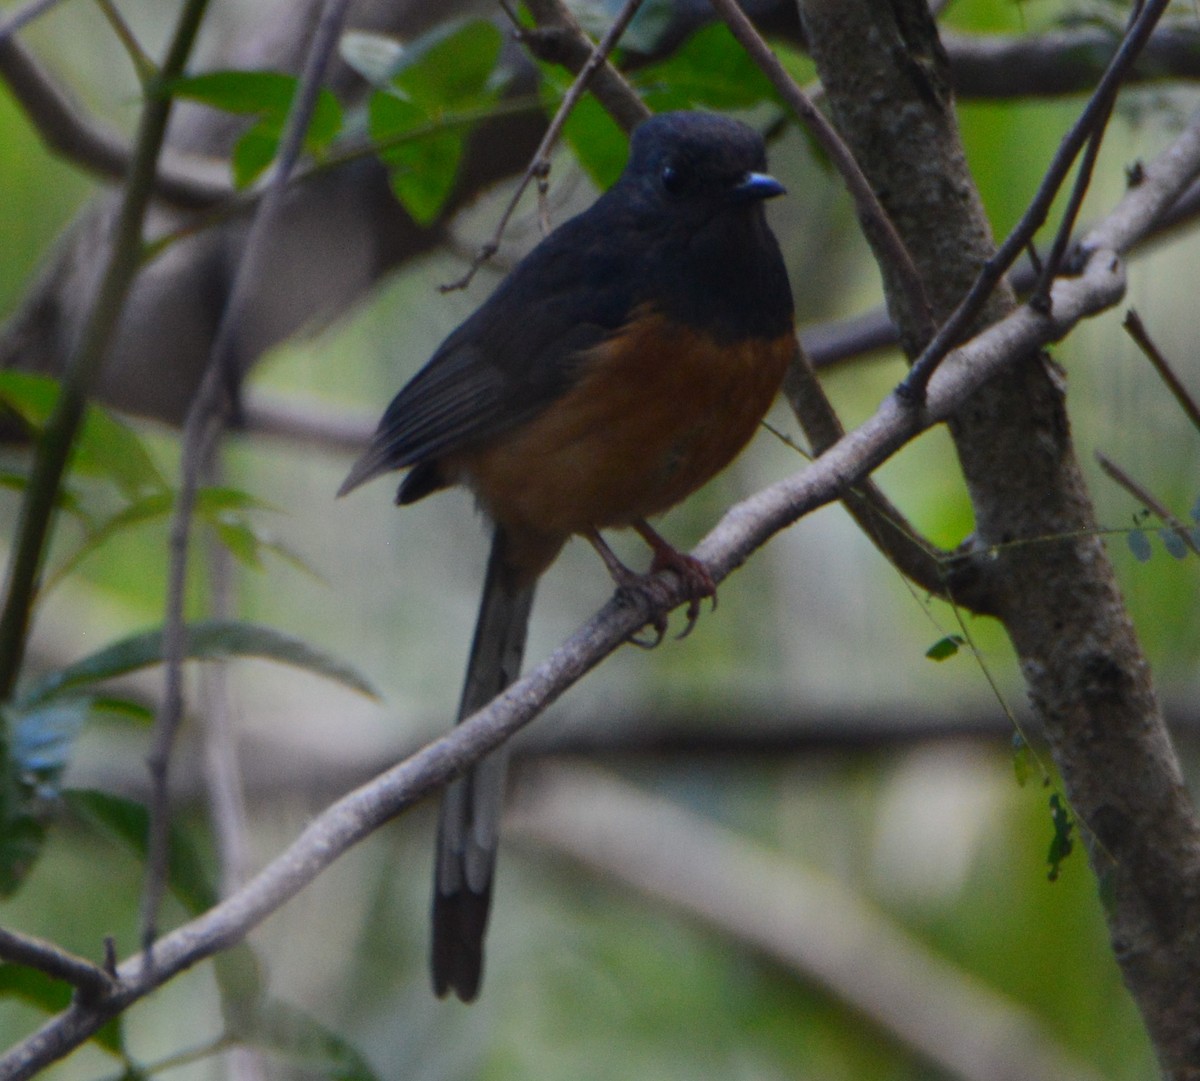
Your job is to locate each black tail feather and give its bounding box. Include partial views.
[430,527,535,1001]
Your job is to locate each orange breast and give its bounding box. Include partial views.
[447,311,794,573]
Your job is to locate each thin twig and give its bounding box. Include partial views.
[1095,451,1200,557]
[899,0,1172,402]
[706,0,934,347]
[140,0,355,958]
[0,0,212,702]
[1030,4,1143,305]
[1123,308,1200,433]
[440,0,649,292]
[0,927,115,1004]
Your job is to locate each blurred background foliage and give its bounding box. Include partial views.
[1,0,1199,1077]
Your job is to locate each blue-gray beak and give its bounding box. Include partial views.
[732,170,787,201]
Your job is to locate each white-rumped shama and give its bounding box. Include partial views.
[340,110,795,1001]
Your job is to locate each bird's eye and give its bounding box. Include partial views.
[660,164,685,194]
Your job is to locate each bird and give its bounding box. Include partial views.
[339,109,795,1001]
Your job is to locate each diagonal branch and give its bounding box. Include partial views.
[0,175,1137,1081]
[5,33,1200,1081]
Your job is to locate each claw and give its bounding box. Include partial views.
[587,525,718,644]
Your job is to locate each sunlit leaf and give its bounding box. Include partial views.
[370,95,463,225]
[537,68,629,189]
[1012,733,1031,787]
[925,634,964,661]
[387,20,504,111]
[21,620,378,708]
[366,20,503,223]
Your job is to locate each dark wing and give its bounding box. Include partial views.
[339,201,640,498]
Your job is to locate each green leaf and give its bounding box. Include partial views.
[369,95,464,225]
[0,814,45,898]
[0,372,166,499]
[536,68,630,188]
[241,997,383,1081]
[1046,792,1074,882]
[171,71,344,187]
[21,620,378,708]
[63,790,218,916]
[387,20,504,112]
[365,20,504,223]
[1126,527,1152,562]
[635,24,777,111]
[46,485,285,593]
[924,634,964,661]
[0,471,90,523]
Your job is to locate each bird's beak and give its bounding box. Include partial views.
[732,171,787,202]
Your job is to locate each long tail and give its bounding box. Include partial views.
[431,526,535,1001]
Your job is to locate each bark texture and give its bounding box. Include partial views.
[798,1,1200,1075]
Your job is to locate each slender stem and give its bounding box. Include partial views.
[1096,452,1200,557]
[0,927,115,1003]
[441,0,647,292]
[139,0,355,956]
[0,0,212,703]
[1123,309,1200,434]
[899,0,1171,401]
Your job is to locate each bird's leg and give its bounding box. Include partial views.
[632,519,717,637]
[585,529,668,647]
[585,524,717,645]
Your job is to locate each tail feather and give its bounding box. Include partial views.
[431,527,535,1001]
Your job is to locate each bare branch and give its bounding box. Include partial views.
[0,153,1141,1080]
[1122,308,1200,434]
[141,0,355,954]
[0,927,115,1004]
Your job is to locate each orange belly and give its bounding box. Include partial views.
[446,312,794,575]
